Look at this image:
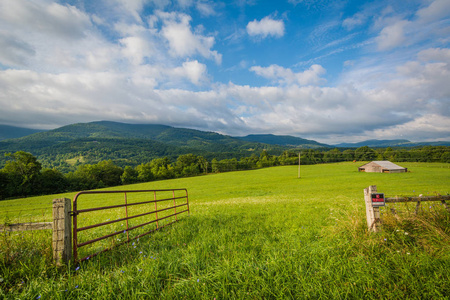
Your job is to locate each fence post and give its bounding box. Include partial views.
[52,198,72,266]
[364,185,381,232]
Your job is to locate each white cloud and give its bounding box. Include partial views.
[0,0,448,144]
[0,32,35,67]
[196,1,216,16]
[1,47,449,142]
[418,48,450,63]
[119,36,154,65]
[372,114,450,142]
[158,11,222,64]
[246,16,285,39]
[250,64,326,86]
[112,0,147,22]
[0,0,92,40]
[373,0,450,52]
[173,60,208,85]
[375,20,410,51]
[342,13,366,30]
[0,0,117,72]
[416,0,450,23]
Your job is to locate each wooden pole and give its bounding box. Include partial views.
[298,152,301,178]
[364,185,381,232]
[52,198,72,266]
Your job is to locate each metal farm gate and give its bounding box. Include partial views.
[72,189,189,263]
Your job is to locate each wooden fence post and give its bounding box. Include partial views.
[364,185,381,232]
[52,198,72,266]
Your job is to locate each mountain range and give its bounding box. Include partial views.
[1,121,449,148]
[0,121,289,170]
[0,121,448,171]
[0,125,44,140]
[334,139,450,148]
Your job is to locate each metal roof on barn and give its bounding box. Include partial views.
[359,161,405,170]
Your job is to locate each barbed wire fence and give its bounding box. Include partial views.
[0,200,53,225]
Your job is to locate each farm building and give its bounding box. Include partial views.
[358,161,407,173]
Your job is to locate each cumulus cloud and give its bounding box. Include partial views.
[157,11,222,64]
[375,20,410,51]
[372,114,450,142]
[0,0,92,40]
[0,32,35,67]
[416,0,450,23]
[0,50,448,142]
[250,64,326,86]
[374,0,450,52]
[247,16,285,39]
[0,0,114,72]
[418,48,450,63]
[119,36,152,65]
[112,0,148,22]
[0,0,448,144]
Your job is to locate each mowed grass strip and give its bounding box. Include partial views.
[1,162,449,299]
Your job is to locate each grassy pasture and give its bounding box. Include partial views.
[1,162,449,299]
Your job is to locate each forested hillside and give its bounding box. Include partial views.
[236,134,329,148]
[0,125,44,140]
[0,121,289,171]
[1,121,449,178]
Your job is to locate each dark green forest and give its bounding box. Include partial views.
[0,121,288,172]
[1,146,449,200]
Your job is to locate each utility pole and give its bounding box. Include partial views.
[298,152,301,178]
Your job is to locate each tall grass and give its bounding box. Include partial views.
[1,162,449,299]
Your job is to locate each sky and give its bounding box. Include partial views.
[0,0,449,144]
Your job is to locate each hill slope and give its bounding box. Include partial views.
[0,125,44,141]
[0,121,288,170]
[236,134,330,148]
[0,121,272,152]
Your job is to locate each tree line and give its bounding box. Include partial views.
[1,146,449,200]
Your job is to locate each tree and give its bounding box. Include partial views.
[0,171,10,199]
[342,149,355,161]
[383,147,395,161]
[355,146,376,161]
[176,154,200,177]
[136,163,155,182]
[71,160,123,189]
[121,166,139,185]
[2,151,42,196]
[39,168,68,195]
[324,148,343,163]
[441,151,450,163]
[150,157,175,179]
[211,158,219,173]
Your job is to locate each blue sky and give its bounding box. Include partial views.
[0,0,449,143]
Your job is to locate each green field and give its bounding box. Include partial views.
[1,162,449,299]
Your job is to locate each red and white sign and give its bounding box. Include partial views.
[371,193,385,207]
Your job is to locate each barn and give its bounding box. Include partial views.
[358,161,407,173]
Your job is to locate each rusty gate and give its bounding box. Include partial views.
[72,189,189,263]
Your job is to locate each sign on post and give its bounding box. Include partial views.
[371,193,385,207]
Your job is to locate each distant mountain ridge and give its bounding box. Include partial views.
[1,122,449,149]
[0,125,44,141]
[236,134,329,148]
[0,121,290,171]
[0,121,273,155]
[334,139,450,148]
[334,139,411,148]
